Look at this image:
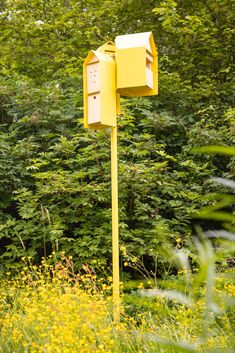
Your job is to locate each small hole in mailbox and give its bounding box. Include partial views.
[93,96,96,100]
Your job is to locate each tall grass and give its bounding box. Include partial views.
[0,249,234,353]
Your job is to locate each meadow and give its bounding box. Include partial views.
[0,247,234,353]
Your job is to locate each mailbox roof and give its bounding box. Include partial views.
[115,31,157,55]
[84,50,114,64]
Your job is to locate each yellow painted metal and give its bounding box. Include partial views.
[115,32,158,97]
[111,126,120,322]
[83,50,116,129]
[96,42,120,115]
[97,41,115,55]
[116,93,121,115]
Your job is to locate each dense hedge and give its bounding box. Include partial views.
[0,0,234,270]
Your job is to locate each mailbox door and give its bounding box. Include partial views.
[88,93,101,124]
[87,62,100,94]
[86,60,101,125]
[116,46,157,96]
[116,47,146,91]
[99,60,116,127]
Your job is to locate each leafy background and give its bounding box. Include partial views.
[0,0,234,271]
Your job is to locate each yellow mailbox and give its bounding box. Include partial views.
[83,50,116,129]
[115,32,158,97]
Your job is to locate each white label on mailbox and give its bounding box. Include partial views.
[87,63,100,94]
[88,94,101,124]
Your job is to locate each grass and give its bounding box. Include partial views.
[0,253,234,353]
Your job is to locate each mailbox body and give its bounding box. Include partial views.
[84,50,116,129]
[115,32,158,97]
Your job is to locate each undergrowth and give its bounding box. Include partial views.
[0,250,234,353]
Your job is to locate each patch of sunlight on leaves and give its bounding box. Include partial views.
[191,145,235,156]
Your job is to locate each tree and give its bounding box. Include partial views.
[0,0,234,270]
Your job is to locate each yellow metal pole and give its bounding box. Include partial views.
[111,125,120,322]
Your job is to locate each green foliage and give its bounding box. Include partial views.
[122,231,235,352]
[0,0,234,270]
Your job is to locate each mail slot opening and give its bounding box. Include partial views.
[147,57,153,69]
